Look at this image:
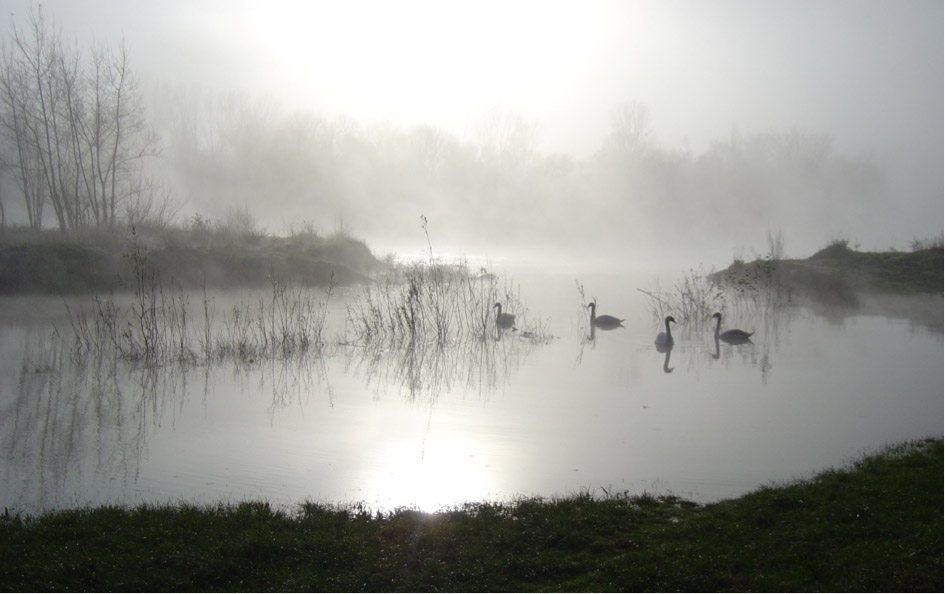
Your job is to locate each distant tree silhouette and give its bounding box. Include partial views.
[0,5,158,230]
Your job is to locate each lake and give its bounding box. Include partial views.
[1,266,942,514]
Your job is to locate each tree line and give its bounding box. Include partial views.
[0,6,889,258]
[149,90,884,254]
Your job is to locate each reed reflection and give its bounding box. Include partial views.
[1,335,202,512]
[227,352,335,415]
[342,332,546,403]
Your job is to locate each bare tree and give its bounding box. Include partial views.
[0,6,62,228]
[604,100,651,157]
[0,5,158,231]
[0,55,47,227]
[82,39,157,227]
[471,107,540,172]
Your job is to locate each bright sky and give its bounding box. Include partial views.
[9,0,941,156]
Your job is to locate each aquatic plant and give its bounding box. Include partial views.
[343,257,531,346]
[65,231,334,366]
[58,218,547,374]
[215,273,334,362]
[637,264,728,324]
[343,216,549,348]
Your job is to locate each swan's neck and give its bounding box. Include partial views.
[714,316,721,335]
[665,319,673,336]
[589,304,596,321]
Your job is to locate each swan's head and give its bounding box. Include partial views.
[665,316,676,324]
[711,312,721,320]
[587,301,596,310]
[494,302,501,309]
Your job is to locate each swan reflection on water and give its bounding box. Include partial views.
[659,343,674,373]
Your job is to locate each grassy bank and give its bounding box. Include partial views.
[0,224,382,294]
[709,241,943,307]
[1,438,940,592]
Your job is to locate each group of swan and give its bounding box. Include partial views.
[496,301,753,345]
[497,301,627,332]
[654,312,753,346]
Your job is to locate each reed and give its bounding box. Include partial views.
[61,219,543,372]
[343,258,537,348]
[191,276,333,363]
[65,233,334,367]
[638,259,790,330]
[637,264,727,324]
[343,217,544,348]
[20,329,64,375]
[65,296,122,360]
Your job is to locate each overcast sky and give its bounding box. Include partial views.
[4,0,943,255]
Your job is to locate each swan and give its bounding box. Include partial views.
[711,312,753,344]
[588,301,624,329]
[655,315,675,347]
[494,302,516,329]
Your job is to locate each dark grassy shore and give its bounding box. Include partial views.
[1,438,940,592]
[0,225,382,294]
[709,241,943,307]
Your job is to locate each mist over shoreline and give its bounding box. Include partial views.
[0,1,941,272]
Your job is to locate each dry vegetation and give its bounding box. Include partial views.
[710,239,943,307]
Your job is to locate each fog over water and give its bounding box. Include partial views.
[1,1,943,518]
[2,0,943,267]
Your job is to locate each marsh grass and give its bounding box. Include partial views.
[637,229,793,329]
[1,438,939,592]
[59,219,546,378]
[637,264,728,325]
[637,258,792,333]
[344,259,530,346]
[64,230,334,368]
[20,329,64,374]
[344,220,548,348]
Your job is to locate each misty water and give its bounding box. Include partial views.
[1,267,942,515]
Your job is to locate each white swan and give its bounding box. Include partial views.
[655,316,675,347]
[711,312,753,344]
[494,302,516,329]
[588,301,624,329]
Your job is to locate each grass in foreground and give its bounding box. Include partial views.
[1,439,941,592]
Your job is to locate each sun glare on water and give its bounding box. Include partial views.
[362,434,500,514]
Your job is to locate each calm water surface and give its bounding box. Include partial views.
[1,269,941,514]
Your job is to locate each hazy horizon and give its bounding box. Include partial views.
[2,0,942,270]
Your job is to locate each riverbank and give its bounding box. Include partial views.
[709,241,943,307]
[0,225,383,294]
[1,438,940,592]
